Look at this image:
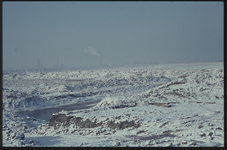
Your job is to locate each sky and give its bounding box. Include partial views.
[3,1,223,70]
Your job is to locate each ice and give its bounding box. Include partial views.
[3,62,224,147]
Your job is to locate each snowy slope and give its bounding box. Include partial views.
[3,62,224,147]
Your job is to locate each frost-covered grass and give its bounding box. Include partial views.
[3,62,224,147]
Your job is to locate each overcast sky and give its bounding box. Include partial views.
[3,1,223,70]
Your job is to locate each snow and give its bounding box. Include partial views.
[3,62,224,147]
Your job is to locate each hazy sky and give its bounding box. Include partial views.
[3,1,223,69]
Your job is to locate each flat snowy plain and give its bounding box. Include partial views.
[3,62,224,147]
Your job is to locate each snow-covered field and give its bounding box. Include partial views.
[3,62,224,147]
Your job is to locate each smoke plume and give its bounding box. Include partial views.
[84,47,100,57]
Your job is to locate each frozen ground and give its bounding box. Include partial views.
[3,62,224,147]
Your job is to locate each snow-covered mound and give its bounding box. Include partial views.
[3,62,224,147]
